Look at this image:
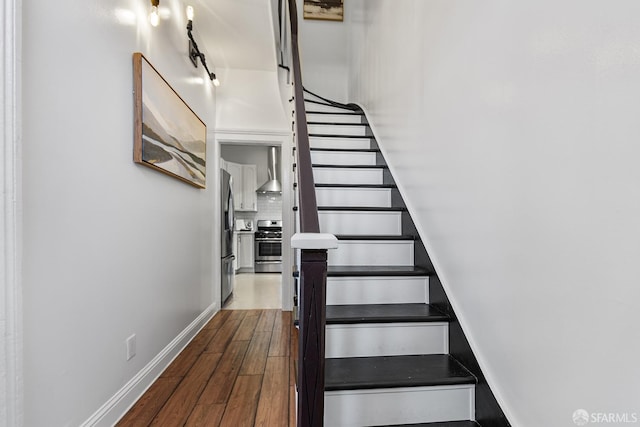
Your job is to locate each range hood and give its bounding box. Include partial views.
[256,146,282,194]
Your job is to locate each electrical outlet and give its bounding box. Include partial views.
[126,334,136,361]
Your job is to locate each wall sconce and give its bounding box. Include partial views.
[186,6,220,87]
[149,0,160,27]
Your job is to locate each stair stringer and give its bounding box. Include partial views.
[354,102,512,427]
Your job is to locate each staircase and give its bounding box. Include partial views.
[302,94,482,427]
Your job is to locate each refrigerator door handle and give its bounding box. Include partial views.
[228,177,235,232]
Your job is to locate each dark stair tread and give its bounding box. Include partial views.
[335,234,417,240]
[306,111,363,116]
[308,122,369,126]
[377,422,481,427]
[315,183,397,189]
[313,164,387,169]
[318,206,406,212]
[309,133,373,139]
[326,303,449,324]
[327,266,429,276]
[311,147,380,152]
[325,354,477,391]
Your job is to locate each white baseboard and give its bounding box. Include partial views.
[80,304,218,427]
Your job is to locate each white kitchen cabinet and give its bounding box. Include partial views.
[241,164,257,211]
[236,232,254,270]
[223,161,257,211]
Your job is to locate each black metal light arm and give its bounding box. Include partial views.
[187,20,219,85]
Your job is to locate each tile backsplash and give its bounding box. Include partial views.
[257,193,282,221]
[236,193,282,223]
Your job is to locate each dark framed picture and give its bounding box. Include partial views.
[303,0,344,22]
[133,52,206,188]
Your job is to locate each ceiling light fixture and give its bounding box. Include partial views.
[186,5,220,87]
[149,0,160,26]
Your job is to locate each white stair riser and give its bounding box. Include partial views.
[329,241,414,266]
[313,168,383,185]
[325,385,475,426]
[311,151,377,166]
[316,187,391,208]
[309,137,372,150]
[305,102,352,113]
[326,323,448,358]
[319,211,402,235]
[308,124,367,136]
[327,276,429,305]
[307,113,363,124]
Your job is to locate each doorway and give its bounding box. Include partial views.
[215,132,292,312]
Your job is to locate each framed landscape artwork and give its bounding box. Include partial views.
[303,0,344,21]
[133,52,206,188]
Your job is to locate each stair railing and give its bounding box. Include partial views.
[302,87,357,111]
[281,1,338,426]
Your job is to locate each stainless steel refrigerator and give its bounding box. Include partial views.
[221,169,235,304]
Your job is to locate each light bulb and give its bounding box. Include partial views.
[212,76,220,87]
[149,5,160,26]
[186,5,194,21]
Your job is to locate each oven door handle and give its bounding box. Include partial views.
[255,238,283,242]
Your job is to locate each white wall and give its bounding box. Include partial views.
[296,0,349,103]
[1,1,23,426]
[22,0,219,425]
[348,1,640,426]
[215,68,289,132]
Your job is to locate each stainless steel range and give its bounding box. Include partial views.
[254,220,282,273]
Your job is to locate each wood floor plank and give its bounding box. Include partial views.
[269,311,291,357]
[232,309,262,341]
[255,309,277,332]
[203,310,231,330]
[184,403,226,427]
[119,309,295,427]
[197,340,250,405]
[150,352,222,427]
[190,327,221,351]
[255,357,289,427]
[219,375,263,427]
[161,326,221,378]
[204,310,247,353]
[161,343,203,379]
[116,376,181,427]
[239,331,272,376]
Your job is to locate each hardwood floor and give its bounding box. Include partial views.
[117,310,295,427]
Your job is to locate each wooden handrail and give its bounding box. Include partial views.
[288,0,319,234]
[303,87,357,111]
[284,1,329,426]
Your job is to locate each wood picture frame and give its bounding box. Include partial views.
[303,0,344,22]
[133,52,207,188]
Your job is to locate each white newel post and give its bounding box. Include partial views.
[1,0,23,425]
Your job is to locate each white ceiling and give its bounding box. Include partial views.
[190,0,280,71]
